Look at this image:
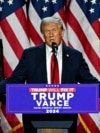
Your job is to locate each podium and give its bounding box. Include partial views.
[31,120,73,133]
[22,113,77,133]
[6,84,99,133]
[31,121,73,128]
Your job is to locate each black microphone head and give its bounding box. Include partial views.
[52,42,58,53]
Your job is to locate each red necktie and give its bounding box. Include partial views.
[50,53,59,83]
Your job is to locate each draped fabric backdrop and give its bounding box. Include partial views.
[0,0,100,133]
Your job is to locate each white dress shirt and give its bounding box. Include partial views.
[46,44,62,84]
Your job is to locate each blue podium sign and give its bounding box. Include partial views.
[6,84,99,114]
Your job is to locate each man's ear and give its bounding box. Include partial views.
[61,30,64,38]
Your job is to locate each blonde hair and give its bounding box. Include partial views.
[40,17,64,33]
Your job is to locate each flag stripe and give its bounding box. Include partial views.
[77,122,86,133]
[58,8,67,25]
[28,19,43,45]
[0,29,19,70]
[80,114,100,133]
[91,20,100,38]
[89,112,100,129]
[6,13,29,50]
[1,106,21,128]
[3,58,13,78]
[15,6,29,38]
[1,112,11,133]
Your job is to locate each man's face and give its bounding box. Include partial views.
[42,22,64,47]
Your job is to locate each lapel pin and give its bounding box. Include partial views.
[66,54,69,57]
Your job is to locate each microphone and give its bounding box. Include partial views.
[52,42,58,55]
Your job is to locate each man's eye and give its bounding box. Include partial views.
[44,30,49,33]
[53,29,57,31]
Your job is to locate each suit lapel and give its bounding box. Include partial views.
[61,45,71,83]
[38,44,48,83]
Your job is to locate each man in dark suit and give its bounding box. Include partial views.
[0,17,99,133]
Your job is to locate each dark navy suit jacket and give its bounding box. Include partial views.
[0,43,98,95]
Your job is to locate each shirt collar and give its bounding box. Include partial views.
[46,43,62,56]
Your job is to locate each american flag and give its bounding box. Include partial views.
[66,0,100,132]
[66,0,100,80]
[0,0,30,132]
